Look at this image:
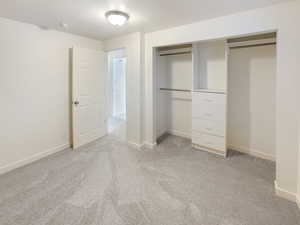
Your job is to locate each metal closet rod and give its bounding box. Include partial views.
[229,42,276,49]
[160,88,191,92]
[159,51,192,56]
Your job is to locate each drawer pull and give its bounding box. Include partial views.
[203,99,213,102]
[205,127,212,131]
[204,113,212,117]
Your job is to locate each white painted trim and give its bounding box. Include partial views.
[142,142,157,149]
[192,144,227,158]
[228,144,275,161]
[127,141,143,150]
[0,143,70,175]
[274,180,297,202]
[167,129,191,139]
[296,196,300,211]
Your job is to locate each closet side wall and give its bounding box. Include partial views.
[157,56,170,137]
[228,45,276,160]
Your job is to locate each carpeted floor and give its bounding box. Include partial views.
[0,135,299,225]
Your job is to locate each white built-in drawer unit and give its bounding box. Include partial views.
[192,91,227,155]
[192,118,225,137]
[192,131,226,151]
[192,92,226,105]
[192,92,225,120]
[192,104,225,121]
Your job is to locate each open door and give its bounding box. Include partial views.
[72,47,106,149]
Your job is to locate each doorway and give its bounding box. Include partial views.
[107,49,127,140]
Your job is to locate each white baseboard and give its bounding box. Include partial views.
[228,144,275,161]
[127,141,143,150]
[297,196,300,211]
[274,180,297,202]
[168,129,191,139]
[0,143,70,175]
[142,142,157,149]
[192,144,227,158]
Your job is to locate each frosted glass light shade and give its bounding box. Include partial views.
[105,10,129,26]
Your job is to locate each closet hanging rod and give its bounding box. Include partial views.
[229,42,276,49]
[160,88,191,93]
[159,51,192,56]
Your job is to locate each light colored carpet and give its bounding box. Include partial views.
[0,135,299,225]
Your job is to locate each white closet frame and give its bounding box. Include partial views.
[154,34,275,158]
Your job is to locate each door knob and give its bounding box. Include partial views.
[74,101,79,106]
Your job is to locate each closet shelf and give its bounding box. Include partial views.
[193,89,227,94]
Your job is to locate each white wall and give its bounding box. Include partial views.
[104,32,143,145]
[144,0,300,196]
[0,17,102,174]
[298,126,300,205]
[157,55,169,137]
[157,54,192,138]
[195,41,227,91]
[227,45,276,161]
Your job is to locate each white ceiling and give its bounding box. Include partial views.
[0,0,291,40]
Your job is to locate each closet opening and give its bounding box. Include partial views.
[155,44,193,144]
[154,32,277,163]
[227,32,277,162]
[107,49,127,140]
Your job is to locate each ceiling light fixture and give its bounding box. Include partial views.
[105,10,129,26]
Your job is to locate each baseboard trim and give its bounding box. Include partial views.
[0,143,70,175]
[142,142,157,149]
[228,144,275,161]
[167,129,191,139]
[127,141,143,150]
[274,180,297,202]
[297,196,300,211]
[192,144,227,158]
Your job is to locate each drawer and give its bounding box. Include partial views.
[192,132,226,151]
[192,103,225,121]
[192,118,225,137]
[192,92,226,106]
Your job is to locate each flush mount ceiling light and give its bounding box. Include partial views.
[105,10,130,26]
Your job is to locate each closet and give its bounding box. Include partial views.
[155,33,276,160]
[156,44,193,141]
[156,40,227,156]
[227,33,276,160]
